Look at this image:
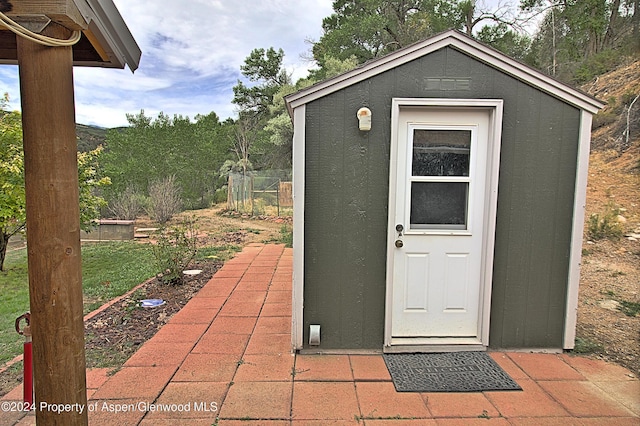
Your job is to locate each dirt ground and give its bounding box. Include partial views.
[576,148,639,376]
[576,59,640,377]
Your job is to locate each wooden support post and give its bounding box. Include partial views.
[17,22,88,425]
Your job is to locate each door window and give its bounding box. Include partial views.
[412,129,471,176]
[409,128,473,230]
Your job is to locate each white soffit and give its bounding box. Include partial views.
[285,30,604,115]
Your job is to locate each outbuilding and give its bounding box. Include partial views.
[285,30,604,354]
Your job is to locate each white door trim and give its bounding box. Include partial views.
[384,98,504,350]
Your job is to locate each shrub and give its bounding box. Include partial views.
[147,175,182,224]
[573,49,622,84]
[108,186,145,220]
[279,224,293,248]
[252,198,267,215]
[586,204,624,241]
[152,217,198,285]
[573,337,604,354]
[591,97,618,132]
[592,109,617,130]
[619,300,640,317]
[213,186,228,204]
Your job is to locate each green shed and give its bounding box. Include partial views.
[285,30,604,354]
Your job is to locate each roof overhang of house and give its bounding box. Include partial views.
[0,0,140,71]
[285,30,604,117]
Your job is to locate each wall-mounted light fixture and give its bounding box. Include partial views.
[357,107,372,131]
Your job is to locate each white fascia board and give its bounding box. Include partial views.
[74,0,141,71]
[285,30,604,115]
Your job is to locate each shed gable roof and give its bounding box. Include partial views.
[285,30,604,116]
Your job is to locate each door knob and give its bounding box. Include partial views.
[395,239,403,248]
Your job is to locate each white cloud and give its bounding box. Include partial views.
[1,1,334,127]
[1,1,545,129]
[0,67,20,110]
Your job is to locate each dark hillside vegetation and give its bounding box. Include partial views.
[76,123,107,152]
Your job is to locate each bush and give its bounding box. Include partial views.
[279,224,293,248]
[592,97,619,130]
[573,337,603,354]
[152,217,198,285]
[587,204,624,240]
[108,186,145,220]
[147,175,182,224]
[591,111,617,130]
[213,186,228,204]
[573,49,622,84]
[619,300,640,317]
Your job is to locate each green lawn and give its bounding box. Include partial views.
[80,242,156,313]
[0,242,157,365]
[0,249,30,366]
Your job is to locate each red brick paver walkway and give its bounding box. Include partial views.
[2,244,639,425]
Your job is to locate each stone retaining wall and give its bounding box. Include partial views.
[80,220,135,241]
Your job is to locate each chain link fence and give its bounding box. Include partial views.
[227,170,292,216]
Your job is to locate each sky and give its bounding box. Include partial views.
[0,0,523,129]
[0,0,335,128]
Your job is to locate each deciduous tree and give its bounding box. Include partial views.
[0,96,110,270]
[233,47,291,115]
[0,96,25,271]
[231,47,294,170]
[312,0,523,67]
[521,0,638,80]
[103,110,230,210]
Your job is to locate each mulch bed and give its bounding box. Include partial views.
[83,259,222,368]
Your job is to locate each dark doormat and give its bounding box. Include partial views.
[383,351,522,392]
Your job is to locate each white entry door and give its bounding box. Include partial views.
[386,99,502,349]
